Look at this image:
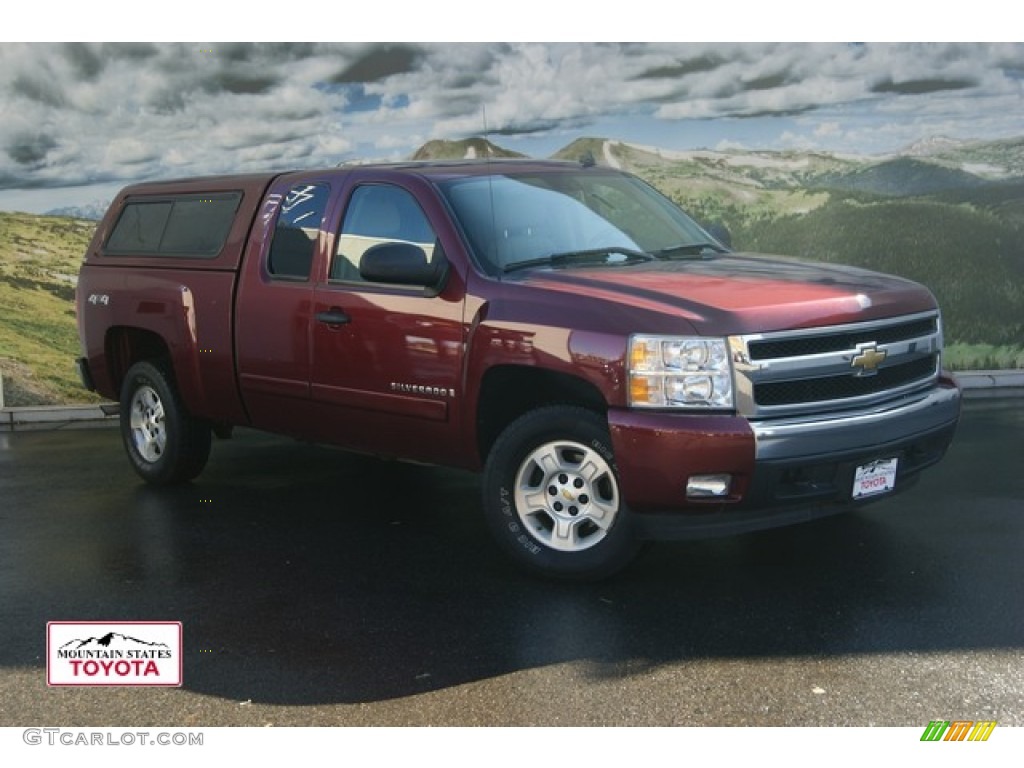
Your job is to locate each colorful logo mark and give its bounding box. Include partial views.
[920,720,997,742]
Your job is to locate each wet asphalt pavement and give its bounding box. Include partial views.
[0,399,1022,726]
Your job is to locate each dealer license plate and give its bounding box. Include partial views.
[852,458,898,499]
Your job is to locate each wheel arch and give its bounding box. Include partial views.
[475,364,608,463]
[104,326,173,396]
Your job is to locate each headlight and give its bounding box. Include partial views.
[628,335,734,409]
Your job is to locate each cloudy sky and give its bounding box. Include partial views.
[1,41,1023,213]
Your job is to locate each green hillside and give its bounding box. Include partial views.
[642,179,1024,370]
[732,194,1024,349]
[812,157,988,197]
[0,212,99,405]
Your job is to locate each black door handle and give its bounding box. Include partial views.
[316,308,350,326]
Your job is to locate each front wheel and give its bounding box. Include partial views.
[119,361,211,485]
[482,406,640,580]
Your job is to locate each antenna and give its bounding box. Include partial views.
[482,103,500,270]
[482,104,492,158]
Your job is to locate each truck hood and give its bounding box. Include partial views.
[508,253,939,335]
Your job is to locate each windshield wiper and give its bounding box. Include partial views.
[503,247,652,273]
[654,242,727,259]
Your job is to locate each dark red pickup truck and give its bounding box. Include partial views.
[76,159,960,579]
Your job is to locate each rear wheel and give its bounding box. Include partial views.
[119,361,211,485]
[482,406,640,580]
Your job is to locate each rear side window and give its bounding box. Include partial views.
[105,193,241,257]
[268,183,330,280]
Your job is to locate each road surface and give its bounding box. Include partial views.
[1,399,1021,726]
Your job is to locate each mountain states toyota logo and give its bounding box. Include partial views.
[47,622,183,686]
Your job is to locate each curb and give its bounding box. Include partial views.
[952,370,1024,390]
[0,404,119,432]
[1,371,1021,431]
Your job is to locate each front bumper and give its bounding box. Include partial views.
[607,380,961,540]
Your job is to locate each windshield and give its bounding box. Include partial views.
[437,170,717,274]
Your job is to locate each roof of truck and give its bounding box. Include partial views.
[116,172,280,198]
[116,158,603,195]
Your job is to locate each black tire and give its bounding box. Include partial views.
[119,361,211,485]
[482,406,640,580]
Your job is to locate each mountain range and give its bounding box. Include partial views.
[43,200,111,222]
[43,135,1024,220]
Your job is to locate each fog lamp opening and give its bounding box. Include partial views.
[686,474,732,498]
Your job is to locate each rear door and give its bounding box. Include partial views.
[235,177,331,434]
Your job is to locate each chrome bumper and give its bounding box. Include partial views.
[752,383,961,461]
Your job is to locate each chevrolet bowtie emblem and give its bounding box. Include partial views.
[851,343,887,375]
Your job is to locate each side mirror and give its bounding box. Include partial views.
[360,242,448,292]
[705,222,733,250]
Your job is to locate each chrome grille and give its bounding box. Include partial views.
[754,355,938,406]
[747,316,937,360]
[731,311,943,418]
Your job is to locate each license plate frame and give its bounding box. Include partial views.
[852,457,899,499]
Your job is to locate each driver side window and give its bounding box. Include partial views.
[331,185,438,282]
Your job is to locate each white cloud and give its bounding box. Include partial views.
[0,41,1022,209]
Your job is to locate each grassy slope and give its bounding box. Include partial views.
[0,212,100,405]
[733,195,1024,347]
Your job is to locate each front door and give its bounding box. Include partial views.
[309,181,465,465]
